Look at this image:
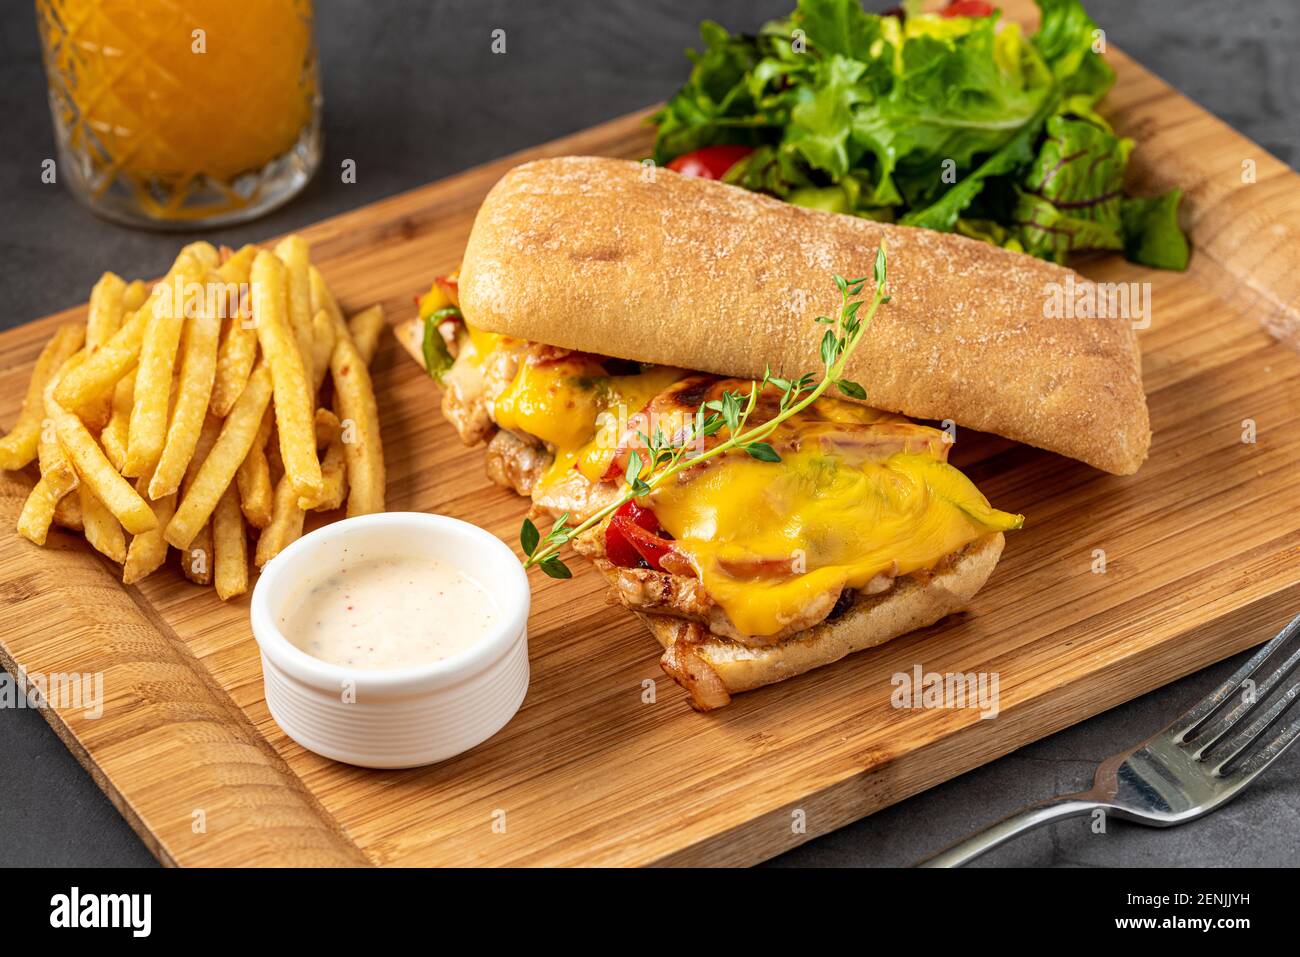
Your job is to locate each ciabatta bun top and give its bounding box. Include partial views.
[459,156,1150,474]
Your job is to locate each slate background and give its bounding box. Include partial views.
[0,0,1296,867]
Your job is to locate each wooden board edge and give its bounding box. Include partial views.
[0,637,176,864]
[0,473,369,867]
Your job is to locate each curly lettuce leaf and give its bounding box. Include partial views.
[651,22,777,165]
[1011,113,1130,260]
[859,19,1053,210]
[900,91,1055,231]
[797,0,884,60]
[786,54,872,179]
[1122,189,1190,270]
[956,218,1025,252]
[1034,0,1108,89]
[650,0,1189,269]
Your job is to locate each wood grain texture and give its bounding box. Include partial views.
[0,473,366,867]
[1,17,1299,865]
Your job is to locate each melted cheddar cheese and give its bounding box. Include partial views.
[649,437,1022,637]
[471,335,1022,638]
[492,354,683,486]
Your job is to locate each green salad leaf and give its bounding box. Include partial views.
[1012,112,1130,261]
[652,0,1189,269]
[1122,188,1191,270]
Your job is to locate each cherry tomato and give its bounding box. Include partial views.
[666,145,754,180]
[941,1,996,16]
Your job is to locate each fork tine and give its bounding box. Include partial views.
[1172,613,1300,743]
[1188,643,1300,759]
[1214,682,1300,779]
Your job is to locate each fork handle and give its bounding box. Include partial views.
[918,795,1101,867]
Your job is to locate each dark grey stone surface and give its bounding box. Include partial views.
[1,0,1296,868]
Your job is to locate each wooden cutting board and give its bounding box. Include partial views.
[3,16,1300,866]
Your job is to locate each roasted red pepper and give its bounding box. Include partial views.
[436,273,460,308]
[605,501,676,570]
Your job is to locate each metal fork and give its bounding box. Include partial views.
[920,612,1300,867]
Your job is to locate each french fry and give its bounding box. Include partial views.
[209,245,259,417]
[0,324,83,470]
[53,492,82,531]
[100,368,136,471]
[309,265,344,328]
[177,415,222,583]
[147,272,222,499]
[54,407,155,535]
[53,309,147,414]
[17,476,66,546]
[27,351,87,546]
[212,484,248,600]
[81,272,128,430]
[123,279,148,313]
[235,408,273,529]
[251,251,321,500]
[181,241,220,270]
[314,407,340,447]
[307,291,384,513]
[38,352,84,502]
[313,439,348,512]
[298,409,342,511]
[122,476,175,585]
[326,318,385,517]
[9,237,385,592]
[74,296,134,561]
[124,252,204,478]
[165,364,273,550]
[79,484,126,564]
[86,272,127,348]
[54,249,194,412]
[184,415,224,489]
[254,253,323,543]
[310,308,336,392]
[255,471,306,567]
[273,235,315,369]
[348,304,386,366]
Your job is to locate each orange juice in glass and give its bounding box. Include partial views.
[35,0,321,228]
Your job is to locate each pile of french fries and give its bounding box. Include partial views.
[0,237,385,600]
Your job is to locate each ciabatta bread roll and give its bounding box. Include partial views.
[459,156,1150,475]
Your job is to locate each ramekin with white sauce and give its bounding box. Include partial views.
[251,512,530,768]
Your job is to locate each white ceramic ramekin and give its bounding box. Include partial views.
[250,512,530,769]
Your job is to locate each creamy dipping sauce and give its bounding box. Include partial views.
[280,553,499,670]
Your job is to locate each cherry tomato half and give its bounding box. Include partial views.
[941,1,996,17]
[666,145,754,180]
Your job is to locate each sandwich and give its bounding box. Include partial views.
[398,156,1150,709]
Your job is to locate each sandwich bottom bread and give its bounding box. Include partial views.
[397,280,1021,710]
[621,535,1004,711]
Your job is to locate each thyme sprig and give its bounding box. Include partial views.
[520,242,891,579]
